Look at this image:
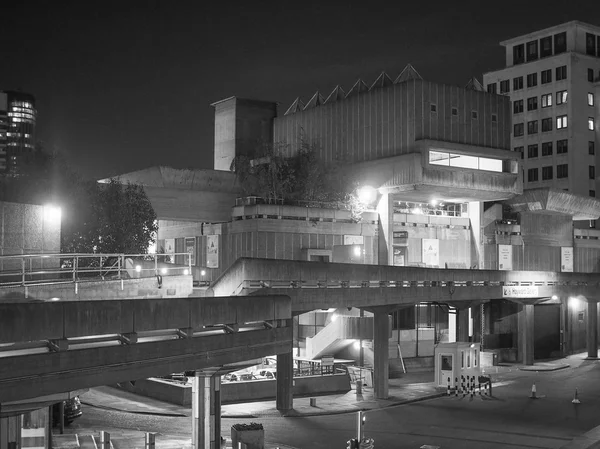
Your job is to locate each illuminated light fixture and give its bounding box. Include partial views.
[43,205,62,222]
[184,269,190,275]
[353,246,362,257]
[357,185,378,205]
[135,265,142,273]
[551,295,558,300]
[331,313,338,322]
[50,297,61,301]
[568,297,580,309]
[200,269,207,276]
[353,341,360,350]
[411,207,422,215]
[470,343,475,348]
[431,200,438,206]
[161,267,168,275]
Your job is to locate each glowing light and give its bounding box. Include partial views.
[569,297,580,309]
[161,267,168,275]
[135,265,142,273]
[552,295,558,300]
[331,314,338,322]
[43,205,62,222]
[353,341,360,350]
[357,186,377,205]
[200,269,207,276]
[431,199,438,206]
[50,297,60,301]
[411,207,423,215]
[353,246,362,257]
[183,269,190,275]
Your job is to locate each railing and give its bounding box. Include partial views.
[240,278,597,290]
[0,252,193,288]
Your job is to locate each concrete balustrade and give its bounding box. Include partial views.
[0,295,291,345]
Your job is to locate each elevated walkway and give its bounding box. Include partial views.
[208,258,600,312]
[0,295,292,404]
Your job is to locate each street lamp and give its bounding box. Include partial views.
[43,204,62,223]
[357,186,377,205]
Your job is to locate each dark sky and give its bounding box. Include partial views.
[1,1,598,180]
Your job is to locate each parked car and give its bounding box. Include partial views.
[253,368,277,380]
[52,396,82,426]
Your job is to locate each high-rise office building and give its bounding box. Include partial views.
[0,91,37,174]
[483,21,600,210]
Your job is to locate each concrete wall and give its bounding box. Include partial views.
[274,80,511,165]
[0,275,193,302]
[118,373,351,406]
[0,202,61,271]
[158,206,379,283]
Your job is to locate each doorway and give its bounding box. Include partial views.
[534,304,561,359]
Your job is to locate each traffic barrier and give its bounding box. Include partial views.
[572,388,581,404]
[530,383,537,399]
[470,376,475,399]
[455,377,458,397]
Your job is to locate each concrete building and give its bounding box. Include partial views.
[483,21,600,211]
[0,91,37,174]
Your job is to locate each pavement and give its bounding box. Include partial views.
[56,353,600,449]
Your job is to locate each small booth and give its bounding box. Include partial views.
[434,342,481,388]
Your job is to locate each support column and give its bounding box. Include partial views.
[456,307,470,342]
[373,310,390,399]
[276,352,293,412]
[586,300,599,360]
[376,192,393,265]
[192,369,221,449]
[518,304,534,365]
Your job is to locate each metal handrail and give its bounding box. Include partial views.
[0,252,193,288]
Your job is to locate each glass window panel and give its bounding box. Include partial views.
[449,154,478,170]
[429,151,450,166]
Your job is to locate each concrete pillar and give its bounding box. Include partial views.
[0,416,21,449]
[376,192,393,265]
[276,352,293,412]
[518,304,535,365]
[586,301,599,359]
[192,369,221,449]
[373,311,390,399]
[456,307,470,342]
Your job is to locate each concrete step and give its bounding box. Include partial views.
[52,434,80,449]
[77,435,96,449]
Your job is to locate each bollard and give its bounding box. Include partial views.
[145,432,156,449]
[447,377,451,396]
[461,376,466,398]
[478,381,482,396]
[99,431,110,449]
[310,397,317,407]
[455,377,458,397]
[489,379,493,397]
[471,376,475,399]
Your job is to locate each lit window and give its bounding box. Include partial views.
[556,91,568,105]
[589,93,595,106]
[557,115,568,129]
[589,118,595,131]
[541,94,552,108]
[428,150,503,172]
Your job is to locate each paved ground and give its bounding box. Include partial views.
[53,353,600,449]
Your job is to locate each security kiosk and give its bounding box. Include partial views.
[434,342,481,388]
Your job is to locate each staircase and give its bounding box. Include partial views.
[305,316,373,360]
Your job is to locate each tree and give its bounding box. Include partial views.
[230,138,366,221]
[60,179,158,255]
[0,150,158,254]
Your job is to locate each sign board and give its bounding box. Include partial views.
[393,247,405,266]
[164,238,175,264]
[561,247,573,272]
[422,239,439,267]
[393,231,408,239]
[498,244,512,271]
[185,237,196,266]
[502,286,539,298]
[361,340,373,350]
[344,235,364,245]
[321,355,334,367]
[206,235,219,268]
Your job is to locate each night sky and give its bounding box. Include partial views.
[1,1,598,180]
